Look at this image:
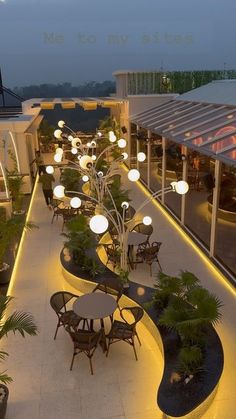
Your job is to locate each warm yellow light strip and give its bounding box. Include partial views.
[122,164,236,297]
[7,175,39,296]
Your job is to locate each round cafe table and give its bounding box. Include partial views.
[73,292,117,321]
[128,231,147,246]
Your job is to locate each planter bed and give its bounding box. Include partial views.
[60,246,224,418]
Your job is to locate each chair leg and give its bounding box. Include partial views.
[89,356,94,375]
[70,352,76,371]
[53,321,60,340]
[132,337,138,361]
[157,258,162,271]
[106,339,111,357]
[136,331,142,346]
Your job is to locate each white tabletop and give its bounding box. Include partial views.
[128,231,147,246]
[73,293,117,320]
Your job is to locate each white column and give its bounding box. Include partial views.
[210,160,221,257]
[181,146,187,225]
[161,137,166,204]
[147,130,151,189]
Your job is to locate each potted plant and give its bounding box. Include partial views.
[0,214,38,284]
[118,268,130,289]
[0,295,38,419]
[38,119,55,153]
[6,152,25,215]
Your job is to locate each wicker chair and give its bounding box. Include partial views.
[135,241,162,275]
[92,277,123,304]
[51,199,64,224]
[50,291,84,339]
[131,223,153,245]
[103,243,120,268]
[106,306,144,360]
[66,329,103,374]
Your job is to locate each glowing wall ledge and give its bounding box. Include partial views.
[122,164,236,297]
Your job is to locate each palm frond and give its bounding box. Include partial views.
[0,351,9,362]
[0,311,38,339]
[0,296,13,323]
[0,371,13,384]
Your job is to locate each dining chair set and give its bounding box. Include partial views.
[106,221,162,275]
[50,281,144,375]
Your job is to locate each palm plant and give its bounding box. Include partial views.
[158,285,222,346]
[0,295,38,384]
[150,271,200,310]
[0,215,38,270]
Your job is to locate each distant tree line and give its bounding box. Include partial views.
[13,80,116,99]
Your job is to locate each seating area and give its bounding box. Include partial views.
[2,163,235,419]
[50,285,144,375]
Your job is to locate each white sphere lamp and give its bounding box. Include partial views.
[72,138,81,147]
[70,197,82,209]
[143,216,152,225]
[54,185,65,198]
[56,147,63,155]
[118,138,126,148]
[46,165,54,174]
[137,152,146,162]
[54,154,62,163]
[79,155,93,170]
[121,201,129,209]
[92,155,96,161]
[175,181,189,195]
[71,147,78,155]
[82,175,89,182]
[89,215,109,234]
[122,152,128,160]
[68,135,74,142]
[54,129,62,139]
[58,120,65,128]
[128,169,140,182]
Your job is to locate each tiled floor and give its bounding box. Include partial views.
[2,164,236,418]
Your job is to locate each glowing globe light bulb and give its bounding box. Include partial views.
[92,155,96,161]
[97,131,102,137]
[97,171,103,177]
[72,137,81,147]
[122,152,128,160]
[143,216,152,225]
[54,185,65,198]
[71,147,78,155]
[89,215,108,234]
[118,138,126,148]
[58,120,65,128]
[80,155,93,170]
[68,135,74,142]
[137,152,146,162]
[46,165,54,174]
[175,180,189,195]
[82,175,89,182]
[121,201,129,209]
[70,197,82,209]
[54,154,62,163]
[128,169,140,182]
[56,147,63,155]
[86,142,91,147]
[54,129,62,139]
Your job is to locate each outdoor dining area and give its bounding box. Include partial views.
[45,119,189,377]
[50,284,144,375]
